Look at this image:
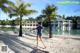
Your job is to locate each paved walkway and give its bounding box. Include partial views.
[0,31,80,53]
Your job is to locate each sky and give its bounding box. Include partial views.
[0,0,80,20]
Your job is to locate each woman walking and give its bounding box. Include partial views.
[36,22,46,49]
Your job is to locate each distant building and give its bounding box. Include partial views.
[22,17,73,30]
[22,19,37,29]
[52,17,72,31]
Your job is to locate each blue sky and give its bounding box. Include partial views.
[0,0,80,20]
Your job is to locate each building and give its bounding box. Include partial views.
[52,17,72,31]
[22,19,37,29]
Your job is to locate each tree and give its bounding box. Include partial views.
[36,15,46,22]
[9,1,36,37]
[66,16,78,29]
[42,4,57,38]
[72,16,78,29]
[0,0,14,13]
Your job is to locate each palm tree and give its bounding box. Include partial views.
[42,4,57,38]
[0,0,14,13]
[36,15,46,22]
[9,1,36,37]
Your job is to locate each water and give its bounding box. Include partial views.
[0,27,80,36]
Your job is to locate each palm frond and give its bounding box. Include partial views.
[5,1,36,18]
[42,4,57,18]
[9,13,18,18]
[1,5,10,13]
[0,0,14,13]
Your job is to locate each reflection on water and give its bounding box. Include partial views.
[0,27,80,36]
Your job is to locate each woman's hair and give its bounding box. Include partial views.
[38,22,41,25]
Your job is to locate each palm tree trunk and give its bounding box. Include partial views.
[49,17,52,38]
[19,15,23,37]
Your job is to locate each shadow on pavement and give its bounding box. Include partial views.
[0,33,35,53]
[0,31,50,53]
[30,48,49,53]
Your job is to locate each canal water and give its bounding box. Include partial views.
[0,27,80,36]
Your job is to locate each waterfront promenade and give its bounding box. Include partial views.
[0,30,80,53]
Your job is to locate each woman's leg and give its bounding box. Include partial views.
[37,35,38,47]
[39,36,46,48]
